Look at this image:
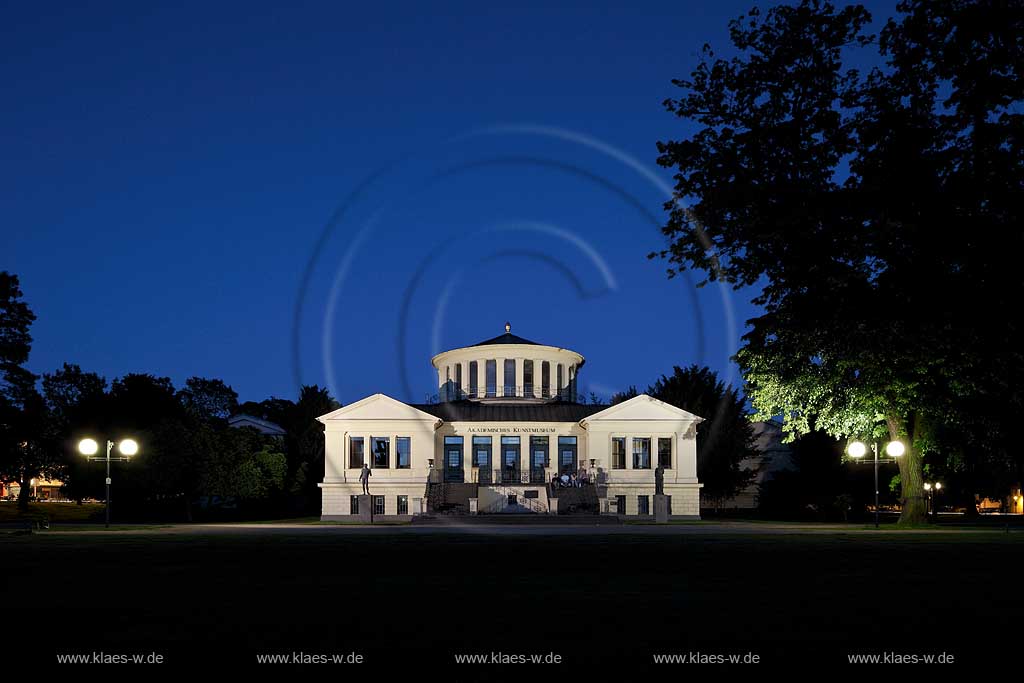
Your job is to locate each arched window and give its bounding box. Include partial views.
[556,364,563,398]
[523,360,534,398]
[455,364,462,395]
[541,361,550,398]
[469,361,478,397]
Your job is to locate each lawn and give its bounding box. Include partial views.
[0,501,104,523]
[4,528,1020,670]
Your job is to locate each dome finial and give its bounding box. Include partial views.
[504,321,511,333]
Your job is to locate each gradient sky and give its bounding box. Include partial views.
[3,0,896,405]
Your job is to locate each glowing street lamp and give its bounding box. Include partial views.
[78,438,139,528]
[924,481,943,520]
[847,439,905,529]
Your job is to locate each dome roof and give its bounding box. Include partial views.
[470,322,541,347]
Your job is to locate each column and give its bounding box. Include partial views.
[515,357,525,398]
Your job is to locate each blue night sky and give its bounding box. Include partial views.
[3,0,896,405]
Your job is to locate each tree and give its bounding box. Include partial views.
[655,0,1023,524]
[0,273,55,509]
[279,385,339,511]
[42,363,108,501]
[178,376,239,423]
[614,366,757,503]
[0,272,37,405]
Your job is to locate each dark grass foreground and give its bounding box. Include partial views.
[4,529,1021,671]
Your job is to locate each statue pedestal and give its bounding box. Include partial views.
[654,494,669,524]
[548,498,560,515]
[357,494,373,523]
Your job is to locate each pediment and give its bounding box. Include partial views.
[318,393,441,423]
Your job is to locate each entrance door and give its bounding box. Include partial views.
[530,437,548,484]
[444,437,464,483]
[501,436,520,483]
[558,436,578,476]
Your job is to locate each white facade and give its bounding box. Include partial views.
[318,326,703,520]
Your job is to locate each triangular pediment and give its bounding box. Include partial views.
[582,394,704,423]
[317,393,441,423]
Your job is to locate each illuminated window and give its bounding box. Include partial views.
[350,496,359,514]
[349,437,364,469]
[373,495,385,515]
[633,437,651,469]
[397,495,408,515]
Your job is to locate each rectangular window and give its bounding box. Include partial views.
[530,436,549,474]
[469,361,478,397]
[373,495,385,515]
[633,437,651,469]
[611,437,626,469]
[455,364,462,393]
[396,437,411,469]
[615,495,626,515]
[350,495,360,514]
[638,495,650,515]
[486,360,496,397]
[372,436,389,468]
[504,358,515,396]
[542,361,550,398]
[397,495,408,515]
[349,437,364,469]
[658,437,672,469]
[524,359,534,397]
[472,436,492,468]
[557,364,563,396]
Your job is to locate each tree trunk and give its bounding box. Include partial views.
[16,477,31,511]
[890,414,927,525]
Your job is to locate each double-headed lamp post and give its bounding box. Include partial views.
[924,481,943,520]
[78,438,138,528]
[847,439,905,529]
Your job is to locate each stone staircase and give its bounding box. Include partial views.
[425,482,479,514]
[550,484,600,515]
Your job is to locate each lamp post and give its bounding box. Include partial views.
[923,481,944,521]
[847,439,905,529]
[78,438,138,528]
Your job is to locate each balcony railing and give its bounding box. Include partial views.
[428,385,579,404]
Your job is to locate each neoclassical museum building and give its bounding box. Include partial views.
[318,324,703,520]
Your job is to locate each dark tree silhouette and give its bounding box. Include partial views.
[655,0,1024,523]
[614,366,757,503]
